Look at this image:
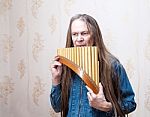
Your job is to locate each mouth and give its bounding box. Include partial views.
[76,44,86,47]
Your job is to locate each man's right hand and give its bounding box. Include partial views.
[50,56,62,85]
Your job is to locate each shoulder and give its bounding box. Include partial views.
[109,56,127,77]
[109,56,122,70]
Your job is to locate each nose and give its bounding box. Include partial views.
[76,34,83,41]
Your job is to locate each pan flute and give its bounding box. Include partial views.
[57,46,99,94]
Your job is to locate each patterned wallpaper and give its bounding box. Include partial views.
[0,0,150,117]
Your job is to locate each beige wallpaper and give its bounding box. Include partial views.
[0,0,150,117]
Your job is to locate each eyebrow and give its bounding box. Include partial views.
[71,31,89,33]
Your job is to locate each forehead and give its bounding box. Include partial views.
[71,19,89,32]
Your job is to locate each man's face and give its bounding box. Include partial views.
[71,19,93,47]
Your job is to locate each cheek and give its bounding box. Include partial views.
[86,38,94,46]
[72,39,76,46]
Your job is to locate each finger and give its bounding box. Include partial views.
[51,59,62,68]
[53,61,62,66]
[54,56,60,61]
[86,86,96,99]
[51,63,62,76]
[86,86,93,94]
[87,92,92,101]
[51,56,60,65]
[99,82,104,95]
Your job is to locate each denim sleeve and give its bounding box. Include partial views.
[50,84,61,112]
[114,62,136,114]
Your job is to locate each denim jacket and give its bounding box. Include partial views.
[50,59,136,117]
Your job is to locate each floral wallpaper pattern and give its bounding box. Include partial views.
[0,76,14,104]
[31,0,43,18]
[17,59,25,79]
[17,17,25,37]
[32,76,45,106]
[2,34,13,63]
[0,0,12,15]
[0,0,150,117]
[64,0,75,15]
[49,15,57,34]
[32,33,44,62]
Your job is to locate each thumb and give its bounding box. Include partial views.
[99,82,104,95]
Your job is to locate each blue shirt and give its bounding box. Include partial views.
[50,60,136,117]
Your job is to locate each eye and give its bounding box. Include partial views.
[72,33,78,36]
[81,31,89,36]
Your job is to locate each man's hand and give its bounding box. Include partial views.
[86,83,112,112]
